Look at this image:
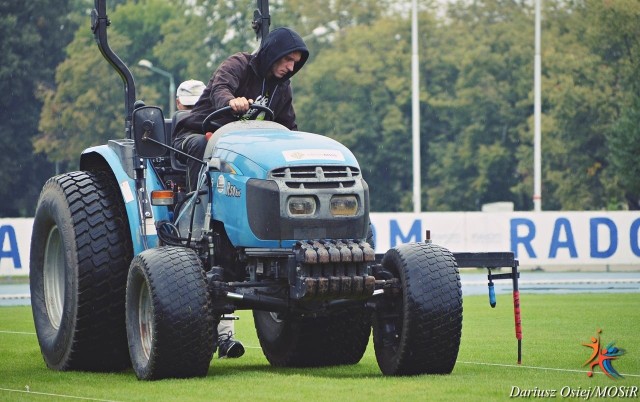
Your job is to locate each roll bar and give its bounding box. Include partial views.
[91,0,136,139]
[252,0,271,46]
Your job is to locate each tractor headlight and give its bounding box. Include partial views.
[330,195,358,216]
[287,196,317,216]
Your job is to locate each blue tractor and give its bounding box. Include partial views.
[29,0,469,380]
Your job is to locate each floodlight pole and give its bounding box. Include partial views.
[411,0,421,213]
[533,0,542,211]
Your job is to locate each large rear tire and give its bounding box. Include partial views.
[373,242,463,376]
[254,305,371,367]
[29,171,132,371]
[126,246,215,380]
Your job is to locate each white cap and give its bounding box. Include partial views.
[176,79,206,106]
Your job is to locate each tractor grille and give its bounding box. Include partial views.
[269,166,360,189]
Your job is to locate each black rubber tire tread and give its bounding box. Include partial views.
[30,171,133,371]
[373,242,463,375]
[254,305,371,367]
[126,246,214,380]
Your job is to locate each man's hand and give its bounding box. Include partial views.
[229,97,253,114]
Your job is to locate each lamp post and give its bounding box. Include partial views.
[411,0,421,213]
[533,0,542,212]
[138,59,175,116]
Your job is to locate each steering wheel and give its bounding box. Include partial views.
[202,104,275,133]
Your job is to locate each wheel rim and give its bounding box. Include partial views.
[43,226,65,330]
[138,281,153,360]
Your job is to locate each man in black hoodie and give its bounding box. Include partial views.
[173,27,309,190]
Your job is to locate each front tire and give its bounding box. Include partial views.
[254,306,371,368]
[126,247,215,380]
[373,242,463,375]
[29,171,132,371]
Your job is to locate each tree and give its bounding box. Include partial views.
[30,0,638,214]
[522,0,634,210]
[609,97,640,209]
[152,0,261,87]
[0,0,81,216]
[580,0,640,209]
[36,31,140,162]
[425,0,534,211]
[436,0,630,211]
[296,17,418,211]
[36,0,173,163]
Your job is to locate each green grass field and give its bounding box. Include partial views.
[1,293,638,401]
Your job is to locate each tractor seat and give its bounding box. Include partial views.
[167,110,190,172]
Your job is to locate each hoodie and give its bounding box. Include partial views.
[173,27,309,140]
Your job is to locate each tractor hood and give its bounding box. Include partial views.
[211,121,360,177]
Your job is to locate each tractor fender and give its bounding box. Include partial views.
[80,142,167,255]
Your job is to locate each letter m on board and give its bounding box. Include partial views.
[0,225,22,268]
[390,219,421,247]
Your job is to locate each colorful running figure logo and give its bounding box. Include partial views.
[582,329,626,379]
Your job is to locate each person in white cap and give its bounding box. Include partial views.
[175,79,246,359]
[176,79,207,111]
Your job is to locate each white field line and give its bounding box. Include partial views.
[458,361,640,378]
[0,387,120,402]
[462,278,640,286]
[0,294,30,300]
[0,330,35,335]
[0,332,264,343]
